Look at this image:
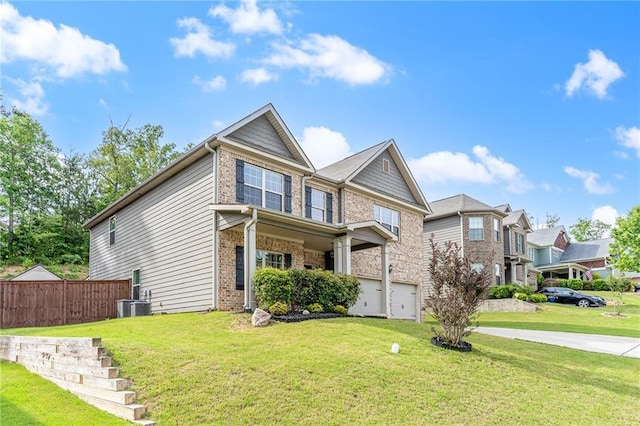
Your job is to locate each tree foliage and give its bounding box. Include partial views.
[424,236,493,348]
[570,217,612,242]
[610,206,640,273]
[545,213,560,228]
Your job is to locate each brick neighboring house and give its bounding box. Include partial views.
[84,104,430,321]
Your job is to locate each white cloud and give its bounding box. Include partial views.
[239,68,278,86]
[170,17,235,58]
[6,78,48,116]
[193,75,227,92]
[408,145,532,194]
[209,0,283,35]
[99,98,109,110]
[264,34,390,86]
[299,126,353,169]
[564,166,615,194]
[213,120,225,129]
[591,205,619,233]
[614,126,640,158]
[0,3,126,78]
[565,50,624,99]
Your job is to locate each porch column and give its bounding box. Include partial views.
[343,236,352,275]
[511,261,517,283]
[333,238,343,273]
[244,218,257,310]
[568,266,574,279]
[381,242,390,318]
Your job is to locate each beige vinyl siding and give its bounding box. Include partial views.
[88,155,214,313]
[422,215,461,297]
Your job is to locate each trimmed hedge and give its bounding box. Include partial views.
[254,268,361,312]
[489,283,534,299]
[556,278,583,290]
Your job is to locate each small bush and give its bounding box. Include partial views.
[529,293,547,303]
[254,267,293,309]
[582,280,593,290]
[307,303,324,313]
[333,305,348,315]
[513,292,528,301]
[60,254,83,265]
[268,302,289,316]
[489,283,534,299]
[21,258,35,269]
[592,272,602,280]
[592,279,610,291]
[566,279,583,290]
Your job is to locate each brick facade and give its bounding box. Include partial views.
[343,190,423,285]
[461,213,505,284]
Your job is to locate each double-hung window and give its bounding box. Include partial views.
[493,218,500,241]
[469,217,484,240]
[311,188,326,221]
[256,250,284,269]
[244,164,283,211]
[374,205,400,236]
[495,263,501,285]
[132,269,140,300]
[516,233,524,254]
[109,216,116,246]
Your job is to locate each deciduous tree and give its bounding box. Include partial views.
[610,206,640,273]
[570,217,612,242]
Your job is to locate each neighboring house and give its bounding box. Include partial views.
[423,194,508,295]
[560,238,613,278]
[496,205,535,285]
[528,226,589,280]
[9,265,62,281]
[84,104,430,321]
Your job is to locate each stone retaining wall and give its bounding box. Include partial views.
[479,299,538,312]
[0,335,154,425]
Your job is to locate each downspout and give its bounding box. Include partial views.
[243,207,258,311]
[205,137,218,310]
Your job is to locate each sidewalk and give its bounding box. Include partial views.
[473,327,640,358]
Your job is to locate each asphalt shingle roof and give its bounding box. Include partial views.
[316,141,387,182]
[528,226,566,246]
[560,238,612,262]
[426,194,505,220]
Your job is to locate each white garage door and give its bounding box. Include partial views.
[391,282,417,320]
[349,278,383,317]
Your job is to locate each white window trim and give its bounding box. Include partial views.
[256,250,284,269]
[109,215,116,246]
[310,188,326,222]
[382,158,390,174]
[493,218,500,242]
[374,205,400,236]
[132,269,140,300]
[244,164,284,210]
[469,217,484,241]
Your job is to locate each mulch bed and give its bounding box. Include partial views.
[271,312,347,323]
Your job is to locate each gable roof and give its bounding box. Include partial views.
[503,209,533,231]
[316,140,430,213]
[10,264,62,281]
[426,194,507,221]
[219,103,314,171]
[560,238,612,262]
[528,225,568,247]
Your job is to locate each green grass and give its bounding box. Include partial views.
[2,312,639,425]
[468,291,640,337]
[0,361,130,425]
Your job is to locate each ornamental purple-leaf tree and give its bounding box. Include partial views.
[425,235,494,349]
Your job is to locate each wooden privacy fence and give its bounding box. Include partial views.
[0,279,131,329]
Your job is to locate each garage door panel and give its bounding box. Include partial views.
[391,282,417,320]
[349,278,383,316]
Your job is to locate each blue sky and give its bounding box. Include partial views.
[2,1,639,235]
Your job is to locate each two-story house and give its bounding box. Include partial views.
[496,205,535,285]
[84,104,430,321]
[528,226,589,280]
[422,194,507,294]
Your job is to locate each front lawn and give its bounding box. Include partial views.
[471,291,640,337]
[2,312,639,425]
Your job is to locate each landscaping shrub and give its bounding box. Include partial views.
[307,303,324,313]
[333,305,348,315]
[566,279,584,290]
[592,272,602,280]
[592,279,610,291]
[254,267,293,308]
[268,302,289,316]
[60,254,83,265]
[489,283,534,299]
[529,293,547,303]
[582,280,593,290]
[513,292,528,301]
[288,268,360,312]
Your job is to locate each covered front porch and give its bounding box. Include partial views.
[210,204,397,315]
[537,262,589,280]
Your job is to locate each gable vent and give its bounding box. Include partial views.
[382,158,390,174]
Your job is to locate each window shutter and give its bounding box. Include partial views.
[305,186,312,218]
[326,192,333,224]
[236,159,244,203]
[284,253,292,269]
[235,246,244,290]
[284,175,292,213]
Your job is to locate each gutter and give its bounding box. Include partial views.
[204,137,220,311]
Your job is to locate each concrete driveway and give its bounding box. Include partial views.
[474,327,640,358]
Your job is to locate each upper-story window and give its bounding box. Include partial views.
[469,217,484,240]
[374,205,399,236]
[495,263,502,285]
[493,218,500,241]
[305,186,333,223]
[516,233,525,254]
[237,160,292,213]
[109,216,116,246]
[528,247,536,262]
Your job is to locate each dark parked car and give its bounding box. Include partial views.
[537,287,607,308]
[635,283,640,293]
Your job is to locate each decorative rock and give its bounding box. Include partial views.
[302,310,310,315]
[251,308,272,327]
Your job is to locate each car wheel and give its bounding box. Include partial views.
[577,299,590,308]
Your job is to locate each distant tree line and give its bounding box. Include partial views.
[0,106,187,266]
